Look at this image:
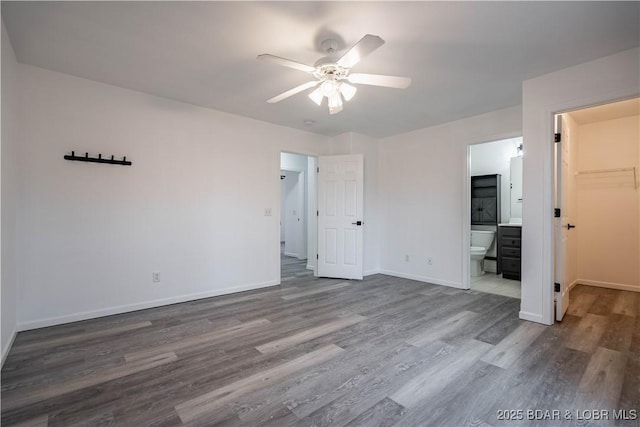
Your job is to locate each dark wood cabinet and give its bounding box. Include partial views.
[498,225,521,280]
[471,175,501,226]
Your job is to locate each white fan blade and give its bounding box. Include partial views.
[347,73,411,89]
[336,34,385,69]
[267,81,319,103]
[257,54,316,73]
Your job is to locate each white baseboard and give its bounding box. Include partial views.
[519,310,550,325]
[378,269,462,289]
[306,264,314,271]
[16,280,280,331]
[364,269,381,277]
[568,279,579,291]
[1,330,17,368]
[577,279,640,293]
[283,251,298,258]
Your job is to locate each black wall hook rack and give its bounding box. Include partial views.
[64,151,132,166]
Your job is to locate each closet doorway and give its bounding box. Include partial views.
[555,97,640,321]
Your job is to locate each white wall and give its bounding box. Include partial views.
[574,114,639,290]
[15,64,328,330]
[470,137,521,223]
[1,21,20,364]
[378,106,522,288]
[522,47,640,324]
[328,132,380,275]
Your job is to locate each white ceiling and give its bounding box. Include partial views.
[2,1,639,138]
[569,97,640,125]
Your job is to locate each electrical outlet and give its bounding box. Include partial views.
[264,208,272,216]
[152,272,161,283]
[427,257,433,265]
[405,254,410,262]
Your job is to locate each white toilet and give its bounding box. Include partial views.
[470,230,496,277]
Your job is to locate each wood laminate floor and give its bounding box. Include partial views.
[280,243,313,283]
[1,278,638,426]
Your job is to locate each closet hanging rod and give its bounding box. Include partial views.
[575,166,636,189]
[575,166,635,175]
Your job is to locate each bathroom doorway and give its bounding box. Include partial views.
[555,97,639,320]
[468,137,523,298]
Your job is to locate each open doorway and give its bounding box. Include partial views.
[554,97,639,321]
[468,137,523,299]
[280,152,317,282]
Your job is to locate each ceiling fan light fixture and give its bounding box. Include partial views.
[320,80,337,97]
[328,92,343,115]
[260,34,409,115]
[340,83,357,101]
[308,87,324,106]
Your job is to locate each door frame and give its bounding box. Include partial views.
[540,96,639,323]
[550,96,639,320]
[279,151,318,281]
[463,134,523,290]
[280,169,306,259]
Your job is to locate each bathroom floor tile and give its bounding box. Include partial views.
[471,274,521,299]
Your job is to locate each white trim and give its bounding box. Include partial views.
[568,278,579,292]
[577,279,640,293]
[379,269,462,289]
[462,143,471,290]
[283,251,298,258]
[1,330,18,368]
[306,264,314,271]
[364,269,381,277]
[17,280,279,331]
[519,310,549,325]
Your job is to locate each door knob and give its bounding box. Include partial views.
[351,221,363,226]
[567,223,576,229]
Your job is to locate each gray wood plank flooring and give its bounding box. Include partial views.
[2,278,638,426]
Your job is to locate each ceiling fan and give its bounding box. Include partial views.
[257,34,411,115]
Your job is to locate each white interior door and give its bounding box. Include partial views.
[317,154,364,280]
[555,114,571,321]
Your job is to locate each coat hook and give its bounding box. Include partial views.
[71,151,75,157]
[85,152,89,158]
[98,154,102,159]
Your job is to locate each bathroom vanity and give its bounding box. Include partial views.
[497,224,521,280]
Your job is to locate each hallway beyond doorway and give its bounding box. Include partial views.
[281,242,312,282]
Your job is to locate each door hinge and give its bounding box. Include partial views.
[317,167,319,173]
[317,254,319,260]
[554,283,561,292]
[554,133,561,143]
[317,210,319,216]
[554,208,561,218]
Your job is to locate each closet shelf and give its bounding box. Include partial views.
[575,166,637,189]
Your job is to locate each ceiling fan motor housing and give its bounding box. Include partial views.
[320,38,339,54]
[313,63,348,82]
